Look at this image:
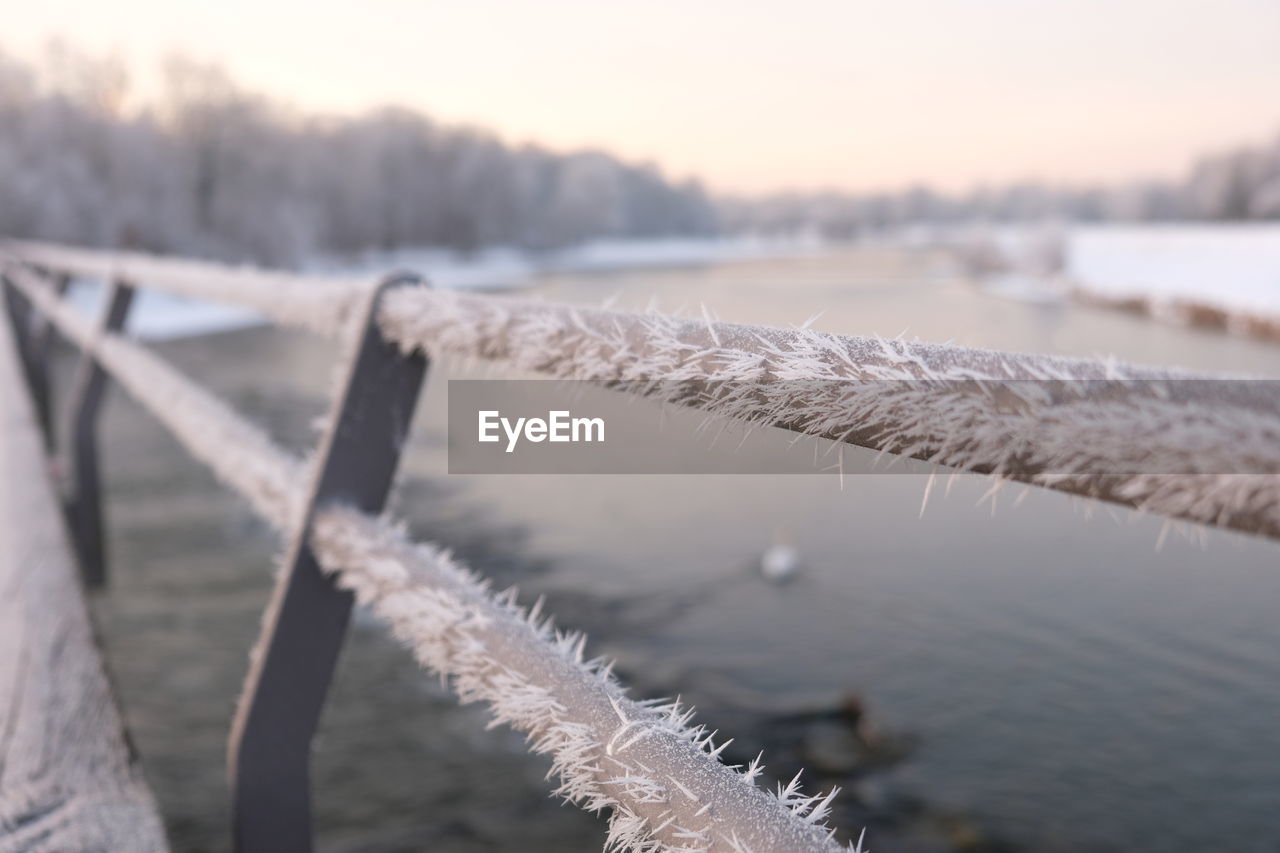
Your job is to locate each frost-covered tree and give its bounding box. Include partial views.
[0,43,718,265]
[720,132,1280,238]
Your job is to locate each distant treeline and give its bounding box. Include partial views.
[0,45,717,265]
[721,134,1280,239]
[3,44,1279,264]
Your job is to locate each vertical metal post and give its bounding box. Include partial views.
[2,272,38,399]
[62,280,135,587]
[26,272,72,446]
[228,274,428,853]
[2,272,31,337]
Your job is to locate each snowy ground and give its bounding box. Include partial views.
[1065,224,1280,317]
[72,237,823,340]
[66,285,267,341]
[305,235,825,290]
[950,223,1280,337]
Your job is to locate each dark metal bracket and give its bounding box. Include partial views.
[1,271,37,388]
[61,279,135,588]
[0,268,70,445]
[227,273,429,853]
[26,272,72,444]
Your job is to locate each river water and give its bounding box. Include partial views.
[90,244,1280,852]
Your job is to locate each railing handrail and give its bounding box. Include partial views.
[2,239,369,336]
[6,239,1278,544]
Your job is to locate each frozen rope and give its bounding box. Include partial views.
[310,508,853,853]
[4,240,367,338]
[377,289,1280,542]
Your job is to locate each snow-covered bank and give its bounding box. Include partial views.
[67,237,824,340]
[1066,225,1280,338]
[67,283,268,341]
[953,224,1280,341]
[308,235,826,290]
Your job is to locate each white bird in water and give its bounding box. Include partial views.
[760,527,801,582]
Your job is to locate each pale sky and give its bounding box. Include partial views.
[6,0,1280,193]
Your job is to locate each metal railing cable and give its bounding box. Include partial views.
[5,240,365,337]
[5,239,1278,543]
[6,265,306,528]
[3,264,852,853]
[376,289,1280,541]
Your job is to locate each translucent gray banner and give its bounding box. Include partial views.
[447,378,1280,476]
